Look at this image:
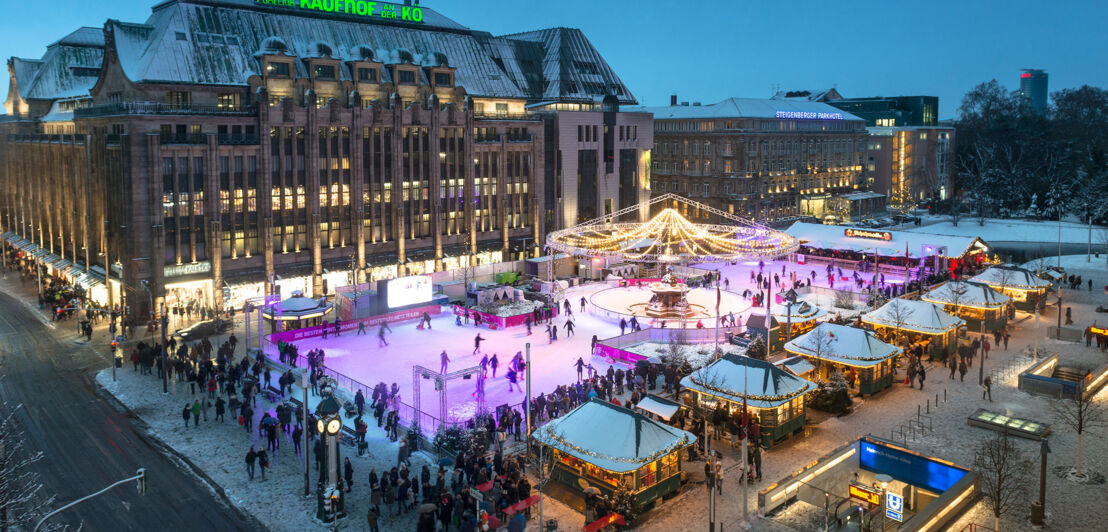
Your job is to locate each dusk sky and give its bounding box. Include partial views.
[4,0,1105,118]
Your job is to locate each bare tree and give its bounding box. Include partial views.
[881,298,917,350]
[0,391,56,530]
[973,432,1031,532]
[1051,386,1107,477]
[798,325,836,372]
[957,141,1000,226]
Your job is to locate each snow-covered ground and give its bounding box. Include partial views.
[621,341,747,369]
[905,217,1105,246]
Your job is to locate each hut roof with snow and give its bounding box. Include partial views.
[532,399,696,473]
[921,281,1011,309]
[861,299,964,334]
[681,355,814,409]
[784,323,901,368]
[969,267,1052,291]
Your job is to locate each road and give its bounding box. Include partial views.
[0,281,264,531]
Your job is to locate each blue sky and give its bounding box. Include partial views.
[4,0,1105,118]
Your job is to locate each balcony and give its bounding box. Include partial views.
[475,134,501,144]
[218,134,260,145]
[473,111,541,121]
[506,134,533,143]
[160,133,206,145]
[74,101,257,118]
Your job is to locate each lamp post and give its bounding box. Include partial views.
[141,280,168,394]
[301,368,311,497]
[1032,438,1051,525]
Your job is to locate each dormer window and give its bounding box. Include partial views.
[267,62,290,78]
[398,70,416,84]
[313,64,336,80]
[433,73,452,87]
[357,68,377,82]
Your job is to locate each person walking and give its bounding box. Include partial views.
[473,334,485,354]
[982,376,993,401]
[292,424,303,456]
[245,447,257,480]
[958,359,968,382]
[906,364,917,389]
[344,457,355,493]
[1003,331,1009,351]
[620,318,627,335]
[948,357,957,380]
[366,506,380,532]
[215,396,226,422]
[355,389,366,417]
[182,403,191,428]
[191,399,201,427]
[257,448,269,480]
[917,364,926,391]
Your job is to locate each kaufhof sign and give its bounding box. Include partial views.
[844,228,893,241]
[255,0,424,23]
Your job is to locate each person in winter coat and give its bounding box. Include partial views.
[214,396,226,422]
[982,376,993,401]
[182,404,191,428]
[191,400,202,426]
[959,360,968,382]
[344,457,355,492]
[366,506,380,532]
[245,447,257,480]
[292,424,303,456]
[256,448,268,480]
[917,365,926,391]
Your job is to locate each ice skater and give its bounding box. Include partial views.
[357,321,367,335]
[378,321,392,347]
[525,316,532,335]
[419,312,433,330]
[573,357,585,381]
[473,334,485,354]
[440,350,450,374]
[507,368,520,392]
[564,319,575,337]
[490,354,499,378]
[579,296,587,313]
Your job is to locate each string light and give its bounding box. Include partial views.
[536,426,693,467]
[547,196,799,263]
[686,374,811,404]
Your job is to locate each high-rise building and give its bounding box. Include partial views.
[863,126,955,205]
[634,97,870,222]
[1019,69,1048,115]
[0,0,652,316]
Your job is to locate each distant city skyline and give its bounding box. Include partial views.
[3,0,1105,119]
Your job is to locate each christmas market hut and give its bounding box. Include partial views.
[745,312,783,353]
[968,266,1050,311]
[771,301,827,341]
[261,290,334,331]
[680,355,814,448]
[784,323,901,396]
[861,299,964,361]
[921,281,1011,332]
[532,399,696,507]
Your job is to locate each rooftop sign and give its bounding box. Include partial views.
[254,0,424,23]
[844,228,893,241]
[775,111,843,120]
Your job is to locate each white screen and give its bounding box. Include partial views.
[387,275,433,308]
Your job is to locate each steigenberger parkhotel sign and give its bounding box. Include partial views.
[254,0,424,23]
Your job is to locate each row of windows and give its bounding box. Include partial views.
[655,138,864,156]
[265,61,448,86]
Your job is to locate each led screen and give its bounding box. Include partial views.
[387,275,432,308]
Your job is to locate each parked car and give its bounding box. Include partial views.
[174,318,230,341]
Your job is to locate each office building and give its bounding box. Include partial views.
[635,96,869,222]
[1020,69,1048,116]
[864,126,955,205]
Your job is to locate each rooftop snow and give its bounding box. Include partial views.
[969,267,1053,291]
[786,222,987,259]
[921,281,1010,309]
[861,298,964,334]
[629,97,863,121]
[531,399,696,473]
[681,354,814,409]
[784,323,901,368]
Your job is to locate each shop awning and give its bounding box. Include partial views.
[634,395,682,421]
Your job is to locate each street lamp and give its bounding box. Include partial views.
[141,280,169,394]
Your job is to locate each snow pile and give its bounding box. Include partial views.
[622,340,745,369]
[478,298,544,317]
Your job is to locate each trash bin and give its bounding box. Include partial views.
[1030,501,1044,525]
[544,519,558,531]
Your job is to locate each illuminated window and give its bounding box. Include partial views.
[217,93,240,110]
[357,68,377,82]
[313,64,336,80]
[266,62,290,77]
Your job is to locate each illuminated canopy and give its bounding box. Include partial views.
[546,194,799,263]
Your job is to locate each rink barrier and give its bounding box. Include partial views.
[451,303,559,329]
[594,326,746,364]
[265,304,442,344]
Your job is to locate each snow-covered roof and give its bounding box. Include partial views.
[786,222,988,259]
[9,33,104,101]
[745,312,779,329]
[771,301,826,323]
[969,267,1052,291]
[96,0,635,103]
[775,356,816,378]
[861,299,964,334]
[838,191,886,201]
[784,323,901,368]
[532,399,695,473]
[921,281,1010,309]
[680,355,814,409]
[630,97,863,121]
[634,394,682,421]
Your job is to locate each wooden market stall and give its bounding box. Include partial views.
[784,323,902,396]
[681,355,814,448]
[771,301,827,343]
[921,281,1012,332]
[532,399,696,507]
[861,298,964,361]
[969,266,1051,311]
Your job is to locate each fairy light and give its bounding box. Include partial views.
[537,425,693,466]
[548,199,800,262]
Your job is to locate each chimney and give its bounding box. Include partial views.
[670,94,677,106]
[681,102,689,106]
[693,102,701,107]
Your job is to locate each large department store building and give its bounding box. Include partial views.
[0,0,652,315]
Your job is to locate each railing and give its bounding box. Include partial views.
[160,134,206,145]
[473,112,541,121]
[474,134,501,143]
[506,134,534,143]
[7,133,87,143]
[74,101,256,118]
[217,134,260,145]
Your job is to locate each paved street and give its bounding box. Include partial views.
[0,278,263,530]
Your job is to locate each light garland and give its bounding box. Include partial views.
[546,195,799,263]
[687,374,811,404]
[538,426,692,467]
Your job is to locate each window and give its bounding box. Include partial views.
[433,73,451,87]
[398,70,416,84]
[266,62,290,77]
[166,91,190,107]
[175,32,186,40]
[313,64,336,80]
[217,93,240,110]
[495,103,508,113]
[577,125,583,142]
[357,68,377,82]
